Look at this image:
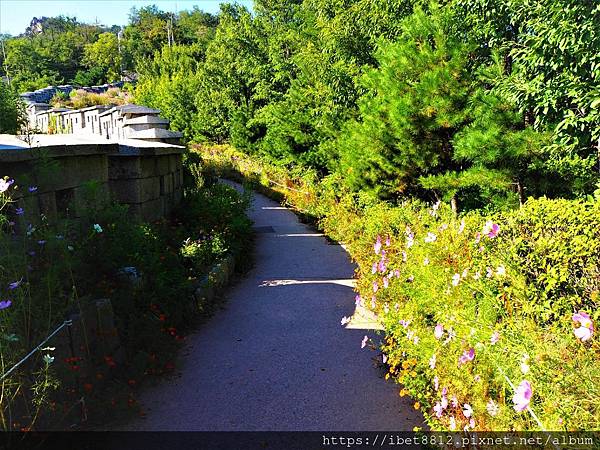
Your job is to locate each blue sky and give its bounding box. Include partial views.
[0,0,253,36]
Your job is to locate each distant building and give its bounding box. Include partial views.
[21,83,181,144]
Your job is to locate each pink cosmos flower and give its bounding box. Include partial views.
[434,402,444,418]
[424,232,437,243]
[0,300,12,310]
[458,219,465,234]
[361,335,369,349]
[434,324,444,339]
[413,336,420,345]
[441,387,447,397]
[399,319,410,328]
[444,327,456,344]
[451,396,458,408]
[486,267,493,278]
[395,269,401,277]
[355,295,363,306]
[458,348,475,365]
[371,297,376,309]
[8,279,23,290]
[463,404,473,418]
[423,257,429,266]
[378,259,386,273]
[496,265,506,277]
[474,232,481,244]
[490,331,500,345]
[449,417,456,430]
[385,235,391,246]
[383,277,389,289]
[452,273,460,286]
[0,178,14,193]
[373,281,379,293]
[441,395,448,409]
[371,263,377,274]
[429,354,436,369]
[433,376,439,391]
[374,236,382,255]
[572,311,594,342]
[382,354,387,364]
[483,221,500,238]
[469,418,475,429]
[513,380,532,412]
[402,251,407,262]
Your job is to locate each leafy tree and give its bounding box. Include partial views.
[191,3,273,143]
[0,82,26,133]
[134,44,204,140]
[83,32,124,82]
[420,56,551,210]
[125,5,171,63]
[453,0,600,194]
[336,6,473,199]
[73,66,106,86]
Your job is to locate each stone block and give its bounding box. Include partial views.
[95,298,121,354]
[164,173,174,194]
[169,154,182,172]
[174,187,183,203]
[71,182,109,216]
[156,155,171,176]
[37,191,57,218]
[139,197,163,222]
[108,155,158,179]
[109,177,160,204]
[108,156,142,179]
[194,284,215,308]
[52,155,108,191]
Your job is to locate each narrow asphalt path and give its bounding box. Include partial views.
[121,182,423,431]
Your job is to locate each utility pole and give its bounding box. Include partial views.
[0,37,10,86]
[166,16,173,48]
[117,27,124,80]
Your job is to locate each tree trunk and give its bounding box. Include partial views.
[517,179,525,207]
[450,196,458,215]
[597,137,600,173]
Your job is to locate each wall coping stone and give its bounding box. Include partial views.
[0,134,184,163]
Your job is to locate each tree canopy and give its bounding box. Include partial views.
[1,1,598,209]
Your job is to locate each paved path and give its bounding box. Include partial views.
[121,183,423,431]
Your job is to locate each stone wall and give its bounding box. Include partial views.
[0,134,184,223]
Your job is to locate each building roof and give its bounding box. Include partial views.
[98,107,119,118]
[120,104,161,115]
[123,115,170,125]
[80,105,113,113]
[127,128,183,139]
